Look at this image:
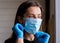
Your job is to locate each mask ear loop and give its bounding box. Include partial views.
[19,17,23,23]
[18,16,24,27]
[21,17,26,27]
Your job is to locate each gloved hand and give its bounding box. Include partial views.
[12,23,24,38]
[35,31,50,43]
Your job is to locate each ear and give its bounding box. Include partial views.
[17,16,23,24]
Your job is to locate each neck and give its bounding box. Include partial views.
[24,31,35,41]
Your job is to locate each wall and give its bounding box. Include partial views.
[55,0,60,43]
[0,0,26,43]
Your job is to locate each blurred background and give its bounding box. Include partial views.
[0,0,59,43]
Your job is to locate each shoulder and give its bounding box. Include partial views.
[4,39,15,43]
[4,39,11,43]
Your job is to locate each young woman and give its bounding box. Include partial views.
[5,0,50,43]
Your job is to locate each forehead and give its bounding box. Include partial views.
[26,6,41,14]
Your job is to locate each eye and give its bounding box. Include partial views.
[28,14,34,18]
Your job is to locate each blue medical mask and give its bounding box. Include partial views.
[25,18,42,34]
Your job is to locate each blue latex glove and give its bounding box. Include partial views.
[35,31,50,43]
[12,23,24,38]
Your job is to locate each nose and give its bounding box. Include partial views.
[34,15,38,18]
[34,16,37,18]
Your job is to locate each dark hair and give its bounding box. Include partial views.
[5,0,43,43]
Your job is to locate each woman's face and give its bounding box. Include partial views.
[24,6,42,19]
[23,6,42,34]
